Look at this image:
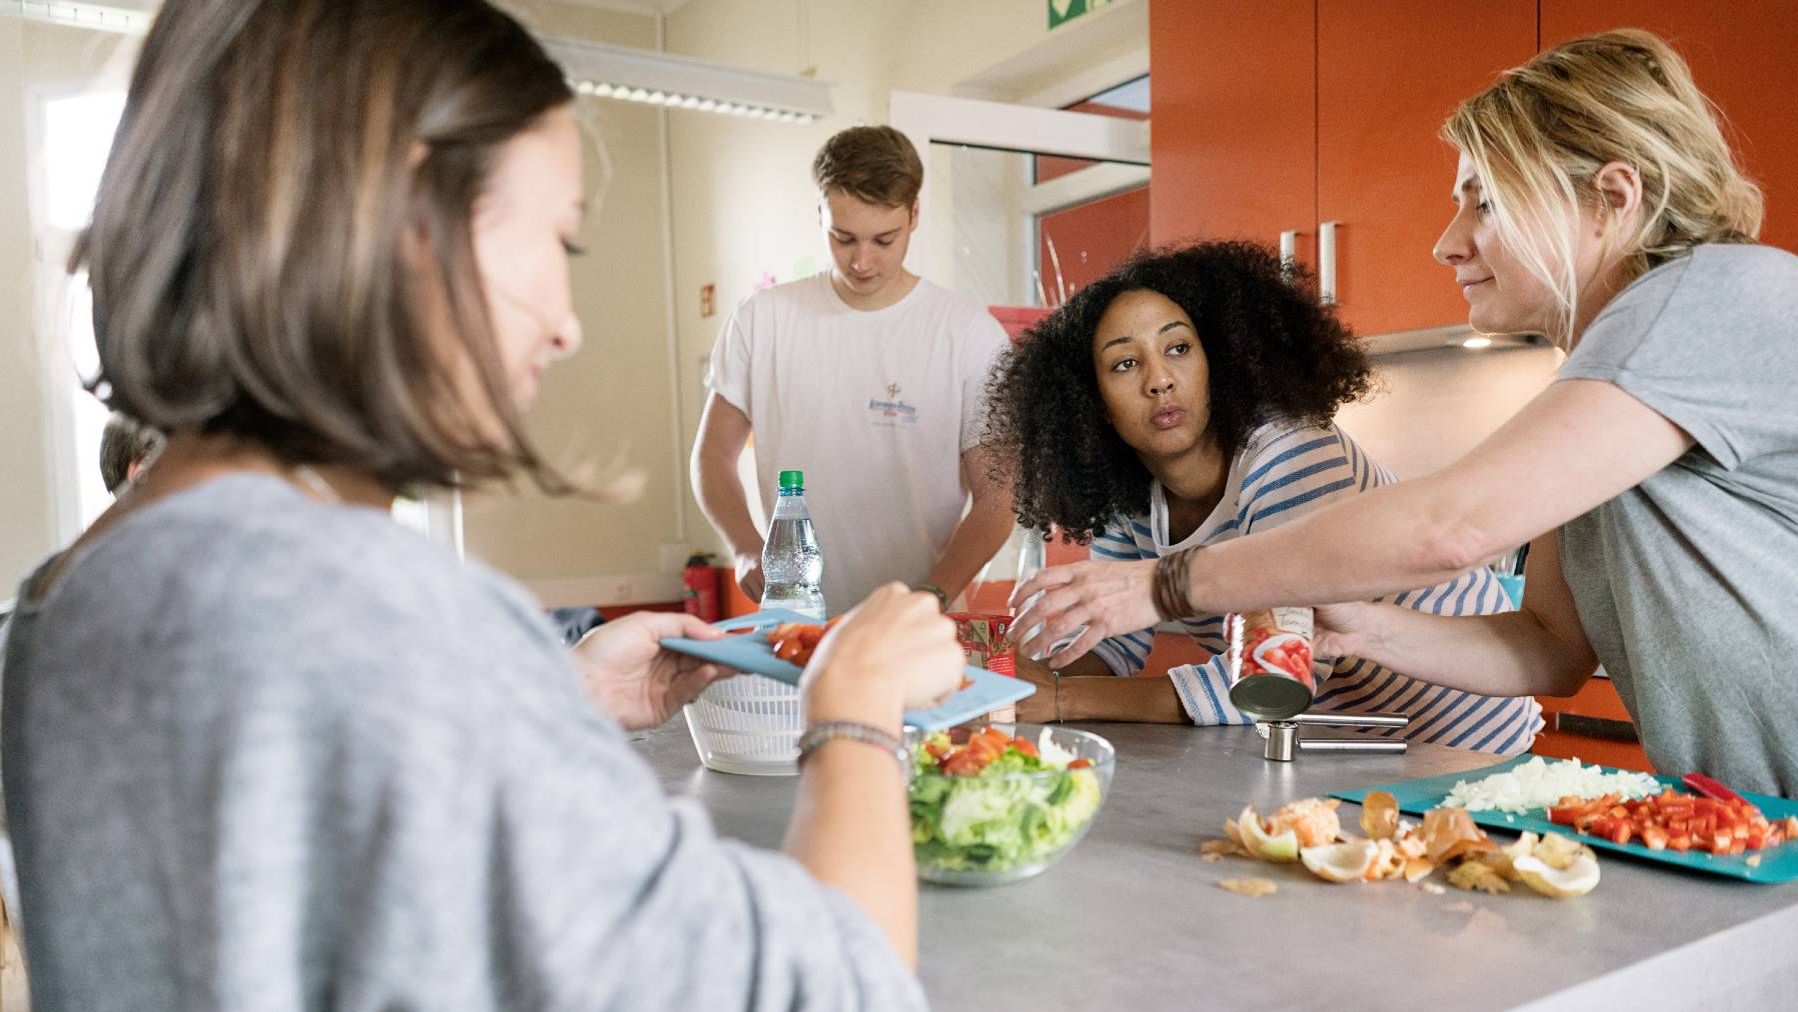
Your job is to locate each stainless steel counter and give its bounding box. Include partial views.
[632,720,1798,1011]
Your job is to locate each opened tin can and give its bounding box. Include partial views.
[1225,607,1317,721]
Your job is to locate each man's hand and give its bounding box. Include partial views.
[734,551,766,604]
[570,612,736,731]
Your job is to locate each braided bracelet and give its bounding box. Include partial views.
[1152,549,1194,622]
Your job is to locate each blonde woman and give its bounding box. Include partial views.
[1014,29,1798,796]
[1,1,958,1008]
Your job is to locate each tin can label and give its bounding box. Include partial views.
[947,612,1017,722]
[1225,607,1316,721]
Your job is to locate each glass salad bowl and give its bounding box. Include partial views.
[906,723,1115,886]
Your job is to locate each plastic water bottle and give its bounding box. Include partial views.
[760,469,826,619]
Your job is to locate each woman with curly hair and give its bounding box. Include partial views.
[989,241,1541,753]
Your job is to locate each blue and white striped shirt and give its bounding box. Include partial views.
[1087,420,1543,755]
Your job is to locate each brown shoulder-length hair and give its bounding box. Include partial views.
[76,0,574,491]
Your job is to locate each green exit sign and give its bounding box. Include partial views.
[1049,0,1116,30]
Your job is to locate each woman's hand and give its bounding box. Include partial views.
[802,584,964,733]
[1009,557,1160,668]
[1010,654,1060,724]
[570,612,736,731]
[1312,601,1383,661]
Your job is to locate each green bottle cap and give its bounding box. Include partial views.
[778,469,805,490]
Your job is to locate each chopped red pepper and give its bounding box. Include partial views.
[1546,786,1789,856]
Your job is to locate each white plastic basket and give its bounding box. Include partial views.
[683,673,803,776]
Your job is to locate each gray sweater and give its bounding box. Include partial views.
[2,475,925,1011]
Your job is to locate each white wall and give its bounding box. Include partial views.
[0,15,52,594]
[1338,344,1564,479]
[467,1,691,606]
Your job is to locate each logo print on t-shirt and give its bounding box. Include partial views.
[868,381,918,428]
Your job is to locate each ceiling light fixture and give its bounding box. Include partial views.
[0,10,835,126]
[7,0,152,33]
[1462,336,1494,349]
[542,36,832,126]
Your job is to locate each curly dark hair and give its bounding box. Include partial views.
[985,240,1373,542]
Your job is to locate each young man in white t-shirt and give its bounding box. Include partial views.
[691,126,1014,615]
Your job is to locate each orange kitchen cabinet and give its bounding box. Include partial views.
[1151,1,1535,337]
[1316,2,1535,336]
[1148,0,1316,259]
[1540,1,1798,255]
[1532,677,1652,771]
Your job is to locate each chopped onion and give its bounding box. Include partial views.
[1443,756,1661,814]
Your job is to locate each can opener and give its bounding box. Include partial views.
[1256,711,1412,762]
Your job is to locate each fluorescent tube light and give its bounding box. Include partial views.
[542,36,832,125]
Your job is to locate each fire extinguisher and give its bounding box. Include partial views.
[682,552,722,622]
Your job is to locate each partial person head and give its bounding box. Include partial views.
[98,412,165,495]
[1434,29,1763,347]
[812,126,923,302]
[76,0,582,492]
[985,242,1372,542]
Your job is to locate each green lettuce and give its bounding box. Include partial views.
[909,733,1102,873]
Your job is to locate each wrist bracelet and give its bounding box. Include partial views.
[915,582,950,612]
[797,721,908,769]
[1152,549,1195,622]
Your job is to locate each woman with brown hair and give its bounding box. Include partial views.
[1014,29,1798,796]
[1,1,956,1007]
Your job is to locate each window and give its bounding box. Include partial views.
[34,91,124,538]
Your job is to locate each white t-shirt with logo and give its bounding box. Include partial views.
[706,272,1009,612]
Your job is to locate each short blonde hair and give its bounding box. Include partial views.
[1443,29,1763,345]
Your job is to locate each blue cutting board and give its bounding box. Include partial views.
[661,609,1035,733]
[1333,755,1798,883]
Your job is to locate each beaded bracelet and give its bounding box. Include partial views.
[797,721,908,769]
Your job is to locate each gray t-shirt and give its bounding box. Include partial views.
[1556,244,1798,797]
[2,475,925,1011]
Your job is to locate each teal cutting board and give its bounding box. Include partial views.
[1333,755,1798,884]
[661,609,1035,733]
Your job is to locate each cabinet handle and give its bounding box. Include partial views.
[1278,229,1299,280]
[1318,220,1339,305]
